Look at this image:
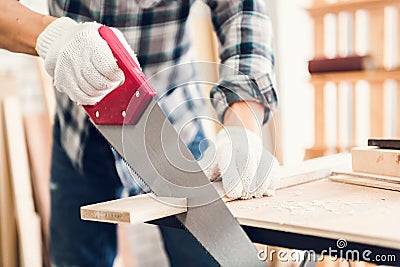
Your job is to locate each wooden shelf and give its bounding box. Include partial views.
[310,68,400,83]
[307,0,400,16]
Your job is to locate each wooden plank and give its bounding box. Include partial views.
[23,114,51,267]
[84,176,400,250]
[0,75,18,267]
[228,179,400,250]
[83,154,351,222]
[352,147,400,177]
[81,194,187,224]
[330,174,400,191]
[35,59,55,125]
[3,97,42,267]
[368,138,400,149]
[0,104,18,267]
[334,170,400,183]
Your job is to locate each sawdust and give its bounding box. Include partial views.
[236,199,368,215]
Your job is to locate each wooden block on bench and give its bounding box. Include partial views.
[351,147,400,178]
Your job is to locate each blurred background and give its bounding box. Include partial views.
[1,0,398,266]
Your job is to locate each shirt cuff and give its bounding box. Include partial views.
[210,72,278,124]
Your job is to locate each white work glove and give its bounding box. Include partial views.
[199,127,280,200]
[36,17,139,105]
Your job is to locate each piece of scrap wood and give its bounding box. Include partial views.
[81,194,187,224]
[352,147,400,178]
[329,174,400,191]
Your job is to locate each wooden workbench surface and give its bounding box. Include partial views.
[228,179,400,250]
[81,154,400,250]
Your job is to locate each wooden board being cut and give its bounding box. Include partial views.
[352,147,400,178]
[81,153,351,222]
[81,194,187,224]
[82,178,400,250]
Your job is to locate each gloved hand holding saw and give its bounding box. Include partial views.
[36,17,140,105]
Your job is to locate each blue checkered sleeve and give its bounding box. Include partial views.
[205,0,277,123]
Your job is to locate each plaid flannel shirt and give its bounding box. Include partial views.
[49,0,278,178]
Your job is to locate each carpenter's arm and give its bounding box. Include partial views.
[224,102,264,136]
[204,0,278,134]
[0,0,55,55]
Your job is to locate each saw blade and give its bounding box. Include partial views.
[90,99,266,266]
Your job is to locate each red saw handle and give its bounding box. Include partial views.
[83,26,156,125]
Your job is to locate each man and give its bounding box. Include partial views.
[0,0,279,266]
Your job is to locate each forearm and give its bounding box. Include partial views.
[223,101,264,137]
[0,0,55,55]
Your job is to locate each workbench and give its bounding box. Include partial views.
[81,154,400,265]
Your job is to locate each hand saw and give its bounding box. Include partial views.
[83,26,266,266]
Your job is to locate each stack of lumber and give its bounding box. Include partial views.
[0,65,53,266]
[329,139,400,191]
[0,75,19,267]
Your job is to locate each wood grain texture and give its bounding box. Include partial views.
[3,97,42,267]
[352,147,400,178]
[81,194,187,224]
